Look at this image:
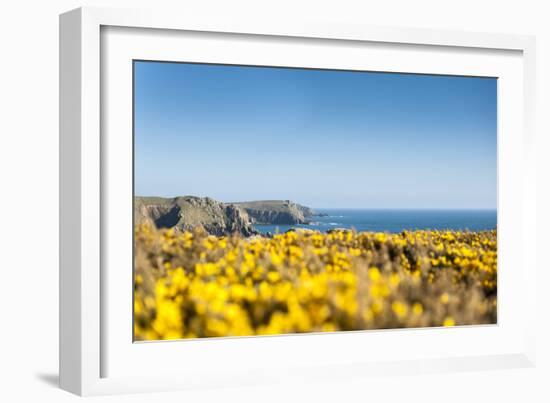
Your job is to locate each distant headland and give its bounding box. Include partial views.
[134,196,323,236]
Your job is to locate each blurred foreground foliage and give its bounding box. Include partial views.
[134,224,497,340]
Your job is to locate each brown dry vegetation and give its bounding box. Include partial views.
[134,224,497,340]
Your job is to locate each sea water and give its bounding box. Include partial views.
[254,209,497,234]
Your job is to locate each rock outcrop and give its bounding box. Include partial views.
[135,196,258,237]
[232,200,316,225]
[135,196,317,236]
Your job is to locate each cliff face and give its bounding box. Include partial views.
[135,196,316,236]
[135,196,257,237]
[232,200,316,225]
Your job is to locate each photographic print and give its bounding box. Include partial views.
[133,61,497,341]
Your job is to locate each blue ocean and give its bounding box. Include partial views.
[254,209,497,234]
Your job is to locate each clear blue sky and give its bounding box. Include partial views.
[134,61,496,209]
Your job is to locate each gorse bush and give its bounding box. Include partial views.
[134,224,497,340]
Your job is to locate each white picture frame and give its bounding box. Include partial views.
[59,6,537,396]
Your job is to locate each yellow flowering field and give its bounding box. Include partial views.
[134,224,497,340]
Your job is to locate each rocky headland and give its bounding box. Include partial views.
[232,200,315,225]
[134,196,317,236]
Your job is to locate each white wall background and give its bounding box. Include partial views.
[0,0,548,401]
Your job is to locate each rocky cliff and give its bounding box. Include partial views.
[232,200,316,225]
[135,196,317,236]
[134,196,258,237]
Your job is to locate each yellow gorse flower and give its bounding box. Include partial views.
[133,225,497,340]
